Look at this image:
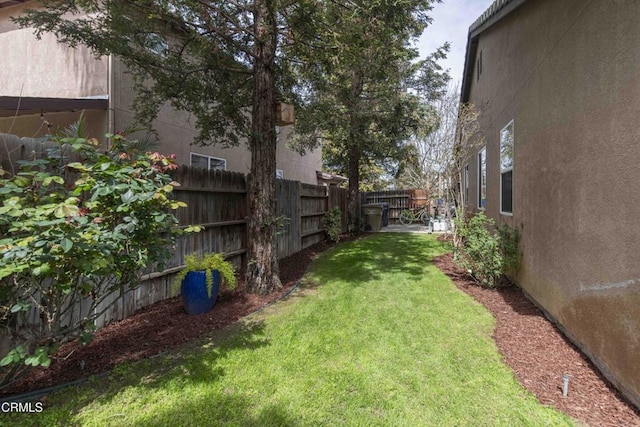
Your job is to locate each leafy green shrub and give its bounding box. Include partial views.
[453,212,520,289]
[323,207,342,242]
[0,124,196,389]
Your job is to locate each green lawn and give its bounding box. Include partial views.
[2,233,573,426]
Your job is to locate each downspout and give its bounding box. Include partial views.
[107,54,115,136]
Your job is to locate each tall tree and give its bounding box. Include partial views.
[287,0,449,228]
[16,0,449,292]
[395,83,460,194]
[16,0,306,294]
[396,83,485,219]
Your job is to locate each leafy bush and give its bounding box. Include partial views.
[453,212,520,288]
[323,207,342,242]
[0,124,195,389]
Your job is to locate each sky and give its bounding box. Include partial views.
[416,0,496,85]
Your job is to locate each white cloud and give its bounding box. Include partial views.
[416,0,495,84]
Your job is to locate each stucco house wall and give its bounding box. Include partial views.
[111,59,321,182]
[0,1,322,185]
[461,0,640,407]
[0,2,108,137]
[0,3,108,99]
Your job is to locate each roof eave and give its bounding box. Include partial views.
[0,96,108,118]
[0,0,29,9]
[460,0,530,104]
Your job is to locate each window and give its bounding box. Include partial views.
[276,169,284,179]
[477,50,483,81]
[463,163,469,206]
[478,147,486,209]
[145,33,168,56]
[500,120,514,214]
[190,153,226,171]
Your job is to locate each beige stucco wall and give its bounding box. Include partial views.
[0,2,108,99]
[465,0,640,406]
[276,125,322,183]
[0,2,107,138]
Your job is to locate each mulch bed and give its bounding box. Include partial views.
[3,234,640,426]
[433,251,640,426]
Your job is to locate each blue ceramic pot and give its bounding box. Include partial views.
[180,270,221,315]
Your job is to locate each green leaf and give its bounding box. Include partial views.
[42,175,65,186]
[60,238,73,253]
[25,347,51,367]
[54,203,80,218]
[10,302,30,313]
[67,162,91,172]
[0,346,26,366]
[91,186,110,201]
[34,240,48,248]
[121,189,135,203]
[0,197,22,215]
[170,201,187,209]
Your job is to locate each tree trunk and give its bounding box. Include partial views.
[245,0,281,295]
[347,144,361,232]
[347,68,364,232]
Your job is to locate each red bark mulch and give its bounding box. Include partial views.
[433,251,640,427]
[3,235,640,426]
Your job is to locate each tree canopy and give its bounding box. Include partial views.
[16,0,305,293]
[286,0,450,224]
[16,0,450,291]
[396,83,485,218]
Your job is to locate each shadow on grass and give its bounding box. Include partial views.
[129,393,300,427]
[308,233,447,287]
[27,320,292,426]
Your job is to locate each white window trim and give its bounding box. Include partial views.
[190,153,227,171]
[500,120,514,216]
[478,147,486,210]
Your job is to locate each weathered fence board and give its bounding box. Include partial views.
[0,134,55,174]
[328,186,349,233]
[300,183,327,248]
[87,167,346,327]
[276,179,302,259]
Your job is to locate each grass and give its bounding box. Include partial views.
[2,233,574,426]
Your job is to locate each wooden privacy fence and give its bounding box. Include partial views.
[360,189,429,224]
[93,166,348,328]
[0,132,349,331]
[0,133,350,353]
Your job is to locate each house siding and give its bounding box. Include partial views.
[463,0,640,407]
[0,3,108,100]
